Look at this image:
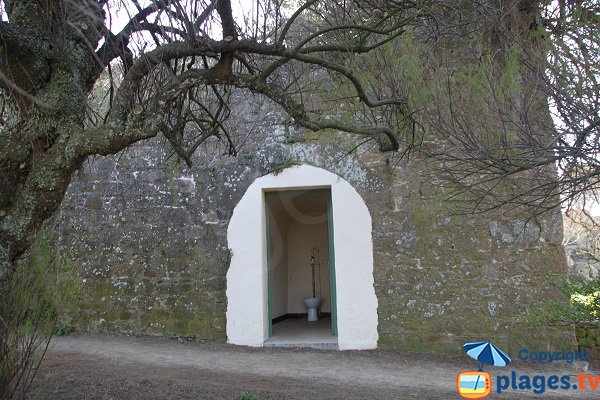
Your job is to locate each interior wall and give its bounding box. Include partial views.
[287,215,330,313]
[267,198,290,319]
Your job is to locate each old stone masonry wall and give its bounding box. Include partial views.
[47,98,575,353]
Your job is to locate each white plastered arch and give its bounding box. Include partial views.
[226,164,378,350]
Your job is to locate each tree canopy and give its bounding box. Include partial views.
[1,0,597,274]
[0,0,429,279]
[426,0,599,215]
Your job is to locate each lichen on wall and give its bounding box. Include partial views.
[48,105,575,352]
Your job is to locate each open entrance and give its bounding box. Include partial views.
[226,164,378,350]
[264,189,337,349]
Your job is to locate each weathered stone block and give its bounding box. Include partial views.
[43,111,575,354]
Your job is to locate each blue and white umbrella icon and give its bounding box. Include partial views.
[463,341,511,370]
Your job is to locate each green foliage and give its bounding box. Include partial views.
[526,278,599,349]
[53,325,75,336]
[576,323,599,352]
[396,30,434,112]
[240,392,260,400]
[0,229,80,399]
[568,280,597,322]
[498,44,522,102]
[527,278,599,325]
[320,29,433,148]
[440,42,525,159]
[167,332,207,344]
[269,159,297,175]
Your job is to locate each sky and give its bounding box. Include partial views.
[585,200,600,216]
[109,0,261,35]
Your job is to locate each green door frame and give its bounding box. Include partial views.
[265,188,337,337]
[265,195,273,337]
[327,195,338,336]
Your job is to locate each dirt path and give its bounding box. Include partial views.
[30,334,598,400]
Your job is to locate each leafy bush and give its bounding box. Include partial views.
[529,280,599,326]
[570,282,600,321]
[527,278,599,349]
[54,325,76,336]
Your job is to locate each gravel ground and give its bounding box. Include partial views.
[29,333,599,400]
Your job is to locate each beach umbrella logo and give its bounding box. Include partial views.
[463,341,511,370]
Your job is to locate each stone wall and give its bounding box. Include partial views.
[43,100,575,353]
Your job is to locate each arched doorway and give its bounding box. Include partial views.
[226,164,377,350]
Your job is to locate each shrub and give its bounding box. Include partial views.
[0,232,80,399]
[527,278,599,350]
